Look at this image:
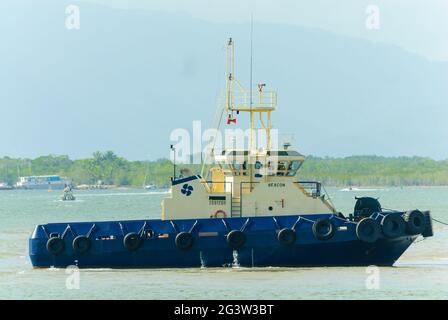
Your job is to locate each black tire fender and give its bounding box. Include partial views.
[404,210,426,235]
[422,211,434,238]
[227,230,246,249]
[72,235,91,254]
[46,237,65,255]
[381,213,405,238]
[123,232,141,251]
[277,228,296,246]
[312,218,335,241]
[175,232,194,250]
[356,218,381,243]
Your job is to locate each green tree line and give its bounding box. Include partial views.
[0,152,447,187]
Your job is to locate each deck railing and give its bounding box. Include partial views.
[225,90,277,111]
[295,181,322,198]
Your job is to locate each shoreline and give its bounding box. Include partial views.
[2,185,448,191]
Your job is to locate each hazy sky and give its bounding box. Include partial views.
[88,0,448,61]
[0,0,447,160]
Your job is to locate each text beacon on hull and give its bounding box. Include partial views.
[29,38,434,268]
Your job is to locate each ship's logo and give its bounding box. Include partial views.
[181,184,194,196]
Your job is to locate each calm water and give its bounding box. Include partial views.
[0,187,447,300]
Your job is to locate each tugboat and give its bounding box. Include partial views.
[29,38,433,268]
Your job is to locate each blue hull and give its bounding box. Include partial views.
[29,214,418,268]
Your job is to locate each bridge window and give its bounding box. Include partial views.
[242,161,248,176]
[286,160,303,176]
[232,163,241,176]
[254,161,263,178]
[277,161,289,176]
[230,161,248,176]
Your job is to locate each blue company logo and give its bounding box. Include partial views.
[181,184,194,196]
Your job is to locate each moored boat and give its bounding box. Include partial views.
[0,182,13,190]
[29,38,434,269]
[16,175,71,190]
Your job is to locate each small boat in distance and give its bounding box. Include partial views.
[61,185,76,201]
[144,184,156,190]
[0,182,13,190]
[340,186,361,192]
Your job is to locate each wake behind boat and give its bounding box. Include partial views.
[29,38,434,269]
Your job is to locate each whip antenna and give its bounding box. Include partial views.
[250,14,254,110]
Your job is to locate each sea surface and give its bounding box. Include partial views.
[0,187,447,300]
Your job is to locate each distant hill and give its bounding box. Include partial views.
[0,1,447,160]
[1,153,447,187]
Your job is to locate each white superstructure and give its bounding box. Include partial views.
[161,38,336,220]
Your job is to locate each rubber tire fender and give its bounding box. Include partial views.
[312,218,335,241]
[72,235,91,254]
[404,210,426,235]
[123,232,142,251]
[175,232,194,250]
[356,218,381,243]
[381,213,405,238]
[46,237,65,255]
[421,211,434,238]
[227,230,246,249]
[277,228,296,246]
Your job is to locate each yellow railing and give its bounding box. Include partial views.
[225,90,277,111]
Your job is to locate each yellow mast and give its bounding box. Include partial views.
[226,38,234,113]
[201,37,277,179]
[224,38,276,152]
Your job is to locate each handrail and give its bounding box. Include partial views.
[295,181,321,198]
[226,91,277,111]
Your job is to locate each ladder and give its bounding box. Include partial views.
[231,197,242,217]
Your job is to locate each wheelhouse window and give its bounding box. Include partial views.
[254,161,263,178]
[232,162,241,176]
[286,160,303,176]
[263,160,303,176]
[277,161,289,176]
[229,161,248,176]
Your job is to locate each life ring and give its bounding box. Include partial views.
[356,218,381,243]
[175,232,194,250]
[212,210,227,218]
[72,235,91,254]
[46,237,65,255]
[123,232,142,251]
[381,213,405,238]
[277,228,296,246]
[404,210,425,235]
[227,230,246,249]
[312,218,335,241]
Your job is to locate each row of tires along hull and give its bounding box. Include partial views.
[44,210,431,256]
